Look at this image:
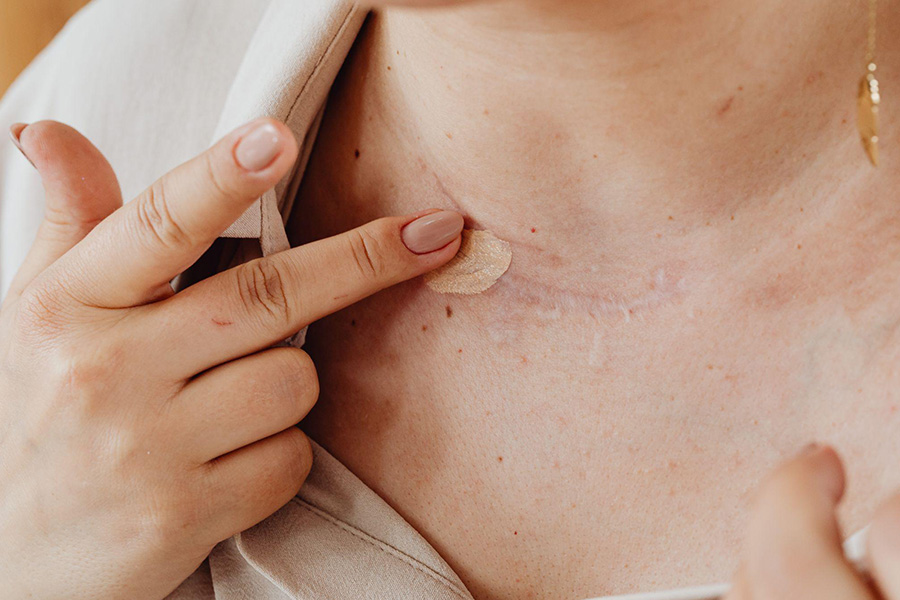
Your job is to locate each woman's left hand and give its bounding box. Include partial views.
[725,444,900,599]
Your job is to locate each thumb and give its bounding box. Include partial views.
[6,121,123,301]
[741,445,871,599]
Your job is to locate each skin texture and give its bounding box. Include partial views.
[0,119,462,599]
[291,1,900,598]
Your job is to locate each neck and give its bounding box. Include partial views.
[295,1,897,311]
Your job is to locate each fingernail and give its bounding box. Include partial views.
[8,123,35,167]
[401,210,464,254]
[797,443,844,501]
[234,121,284,171]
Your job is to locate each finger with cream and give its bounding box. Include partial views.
[425,229,512,295]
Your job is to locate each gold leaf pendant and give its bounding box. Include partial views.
[858,70,880,166]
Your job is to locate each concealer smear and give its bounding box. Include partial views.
[425,229,512,295]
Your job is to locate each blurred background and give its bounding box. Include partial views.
[0,0,90,94]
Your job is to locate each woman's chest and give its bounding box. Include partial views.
[298,271,900,599]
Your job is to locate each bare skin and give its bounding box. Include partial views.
[292,1,900,598]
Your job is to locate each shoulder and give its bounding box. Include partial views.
[0,0,272,294]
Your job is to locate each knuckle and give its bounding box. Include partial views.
[14,287,68,337]
[53,342,127,412]
[281,428,314,484]
[134,179,192,251]
[278,348,317,384]
[347,227,391,282]
[273,349,319,410]
[234,259,292,322]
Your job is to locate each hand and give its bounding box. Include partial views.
[726,444,900,599]
[0,119,463,600]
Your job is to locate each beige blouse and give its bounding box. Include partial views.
[0,1,868,598]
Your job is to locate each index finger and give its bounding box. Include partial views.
[151,209,464,376]
[44,118,299,308]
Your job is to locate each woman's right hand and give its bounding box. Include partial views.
[0,118,463,600]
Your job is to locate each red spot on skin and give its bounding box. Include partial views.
[805,70,824,85]
[445,132,453,139]
[483,109,490,115]
[211,318,233,326]
[531,227,536,233]
[737,85,744,91]
[498,456,503,462]
[520,356,528,364]
[422,325,428,331]
[717,95,735,116]
[514,531,518,535]
[458,348,463,353]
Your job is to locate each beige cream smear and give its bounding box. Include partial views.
[425,229,512,295]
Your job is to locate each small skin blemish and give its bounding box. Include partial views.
[668,215,674,221]
[717,95,735,116]
[212,318,233,327]
[514,531,518,536]
[422,325,428,332]
[387,65,392,70]
[797,244,802,250]
[445,132,453,140]
[531,227,537,233]
[354,149,360,159]
[498,456,503,462]
[446,305,453,318]
[458,348,463,354]
[350,319,357,327]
